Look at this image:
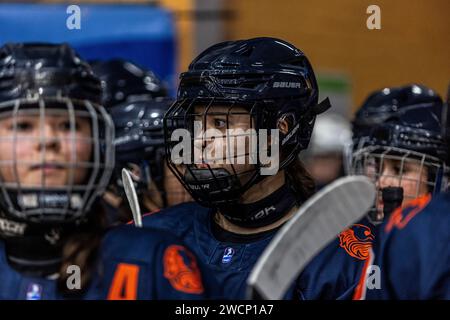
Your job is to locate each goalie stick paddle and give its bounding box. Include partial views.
[122,168,143,228]
[246,175,376,300]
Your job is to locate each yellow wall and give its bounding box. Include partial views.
[159,0,195,74]
[225,0,450,111]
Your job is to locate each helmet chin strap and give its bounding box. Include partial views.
[381,186,404,219]
[0,218,67,276]
[5,232,63,277]
[0,206,97,276]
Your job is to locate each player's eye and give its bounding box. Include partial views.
[11,120,34,132]
[214,118,227,129]
[59,120,80,132]
[367,157,380,170]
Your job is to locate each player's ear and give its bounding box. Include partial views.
[277,116,290,135]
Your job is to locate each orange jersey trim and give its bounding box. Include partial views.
[126,209,161,225]
[352,248,375,300]
[385,193,431,233]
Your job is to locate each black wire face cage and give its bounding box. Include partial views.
[164,97,287,207]
[0,96,114,224]
[351,145,448,220]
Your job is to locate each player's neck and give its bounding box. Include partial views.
[103,191,123,208]
[142,193,162,213]
[143,181,165,211]
[241,170,285,203]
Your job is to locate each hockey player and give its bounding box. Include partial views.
[353,85,450,300]
[139,37,377,299]
[350,84,448,222]
[0,43,217,300]
[91,60,191,223]
[354,190,450,299]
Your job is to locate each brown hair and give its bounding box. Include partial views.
[57,201,109,297]
[286,157,316,201]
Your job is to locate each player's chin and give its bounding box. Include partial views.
[29,171,73,187]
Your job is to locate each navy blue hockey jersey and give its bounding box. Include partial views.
[141,202,376,300]
[353,193,450,299]
[0,224,219,300]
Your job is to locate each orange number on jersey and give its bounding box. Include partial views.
[107,263,140,300]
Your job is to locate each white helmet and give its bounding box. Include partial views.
[306,113,352,157]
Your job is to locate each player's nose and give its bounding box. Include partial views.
[378,172,399,189]
[36,124,61,152]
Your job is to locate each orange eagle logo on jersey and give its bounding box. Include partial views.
[339,224,375,260]
[163,245,204,294]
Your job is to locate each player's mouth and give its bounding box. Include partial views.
[30,162,65,174]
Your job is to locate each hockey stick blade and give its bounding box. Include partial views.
[122,168,143,228]
[246,175,376,300]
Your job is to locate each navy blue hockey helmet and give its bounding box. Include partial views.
[350,84,448,221]
[0,43,114,228]
[352,84,447,161]
[92,59,171,200]
[164,37,330,207]
[352,84,447,157]
[91,59,167,108]
[109,98,171,201]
